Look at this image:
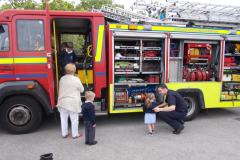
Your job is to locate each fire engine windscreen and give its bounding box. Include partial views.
[0,25,9,51]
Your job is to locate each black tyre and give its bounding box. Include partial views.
[183,96,200,121]
[0,96,42,134]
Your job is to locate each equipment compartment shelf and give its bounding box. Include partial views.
[115,46,140,50]
[143,47,161,50]
[115,72,140,75]
[189,63,208,65]
[224,67,240,70]
[142,72,161,74]
[115,57,140,60]
[114,83,159,86]
[225,53,240,56]
[143,57,161,61]
[114,103,143,107]
[114,106,143,110]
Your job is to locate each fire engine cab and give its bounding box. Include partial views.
[0,10,106,133]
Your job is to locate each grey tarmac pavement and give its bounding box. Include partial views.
[0,108,240,160]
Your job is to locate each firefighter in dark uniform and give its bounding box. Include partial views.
[154,84,187,134]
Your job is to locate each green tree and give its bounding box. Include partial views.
[112,3,124,9]
[48,0,75,11]
[1,0,123,11]
[76,0,111,11]
[0,0,76,10]
[75,0,123,11]
[61,34,85,54]
[1,0,38,10]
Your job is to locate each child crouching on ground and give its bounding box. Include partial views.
[143,93,158,135]
[81,91,97,145]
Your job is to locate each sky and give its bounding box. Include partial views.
[113,0,240,9]
[1,0,240,9]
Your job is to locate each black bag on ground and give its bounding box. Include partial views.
[40,153,53,160]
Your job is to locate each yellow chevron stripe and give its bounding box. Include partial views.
[95,25,104,62]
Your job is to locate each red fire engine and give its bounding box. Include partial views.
[1,9,240,134]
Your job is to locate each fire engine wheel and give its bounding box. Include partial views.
[0,96,42,134]
[183,96,200,121]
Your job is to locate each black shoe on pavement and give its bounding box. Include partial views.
[85,142,89,145]
[172,125,184,134]
[179,120,185,125]
[88,141,98,145]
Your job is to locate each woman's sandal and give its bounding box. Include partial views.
[62,133,70,138]
[72,133,83,139]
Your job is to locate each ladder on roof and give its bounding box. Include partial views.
[93,5,162,24]
[93,0,240,29]
[164,1,240,24]
[131,0,240,29]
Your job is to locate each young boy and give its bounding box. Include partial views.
[81,91,97,145]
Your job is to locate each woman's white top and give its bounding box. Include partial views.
[57,74,84,113]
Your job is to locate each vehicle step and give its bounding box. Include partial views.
[95,111,108,116]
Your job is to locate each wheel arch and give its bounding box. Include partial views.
[0,81,53,115]
[177,88,205,109]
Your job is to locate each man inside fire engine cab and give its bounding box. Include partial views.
[154,84,188,134]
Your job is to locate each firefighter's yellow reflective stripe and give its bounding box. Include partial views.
[109,24,128,30]
[0,58,14,64]
[166,82,238,109]
[95,25,104,62]
[14,57,47,64]
[152,26,230,34]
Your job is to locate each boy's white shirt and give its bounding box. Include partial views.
[85,100,93,103]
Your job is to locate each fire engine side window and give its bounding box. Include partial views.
[16,20,45,51]
[0,24,9,51]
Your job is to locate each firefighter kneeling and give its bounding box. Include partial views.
[154,84,188,134]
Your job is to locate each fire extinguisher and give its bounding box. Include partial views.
[187,69,196,81]
[206,70,210,81]
[202,70,207,81]
[183,66,188,80]
[195,69,202,81]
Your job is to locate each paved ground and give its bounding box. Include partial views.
[0,108,240,160]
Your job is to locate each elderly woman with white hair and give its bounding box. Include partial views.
[57,63,84,139]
